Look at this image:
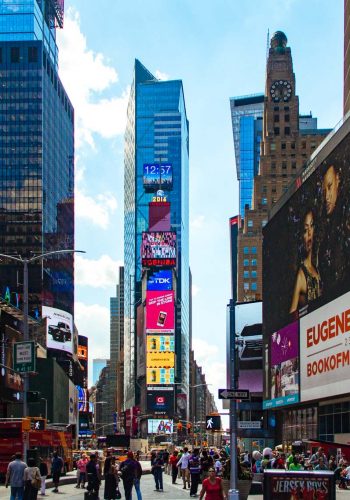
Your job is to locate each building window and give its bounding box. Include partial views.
[11,47,20,63]
[285,114,290,122]
[243,259,249,267]
[274,127,280,135]
[251,270,257,278]
[251,282,257,291]
[291,142,295,149]
[292,161,297,169]
[274,115,279,122]
[302,141,306,149]
[251,246,257,254]
[284,106,289,111]
[243,247,249,254]
[271,162,276,169]
[262,220,267,227]
[244,283,249,291]
[28,46,38,63]
[251,259,257,266]
[281,142,286,150]
[247,220,253,227]
[261,197,267,205]
[282,161,287,169]
[270,143,276,151]
[243,271,249,278]
[285,127,290,135]
[274,106,279,111]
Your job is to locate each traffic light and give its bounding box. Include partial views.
[177,422,183,431]
[30,418,46,430]
[27,391,40,402]
[186,423,192,434]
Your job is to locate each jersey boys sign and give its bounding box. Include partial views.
[300,290,350,402]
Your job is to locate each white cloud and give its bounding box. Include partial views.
[190,215,205,229]
[155,69,169,81]
[74,302,110,384]
[57,8,128,148]
[192,284,200,297]
[75,255,123,288]
[75,188,118,229]
[192,338,226,391]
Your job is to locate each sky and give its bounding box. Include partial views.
[55,0,344,409]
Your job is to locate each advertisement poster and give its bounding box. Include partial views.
[147,389,174,416]
[263,470,335,499]
[147,418,173,434]
[141,232,176,267]
[146,367,174,385]
[147,270,173,291]
[264,321,299,409]
[146,351,175,368]
[1,327,23,393]
[43,306,73,353]
[147,335,175,352]
[300,291,350,402]
[146,291,175,333]
[69,381,78,425]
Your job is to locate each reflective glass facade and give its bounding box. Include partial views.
[230,94,264,217]
[0,2,74,319]
[124,60,189,410]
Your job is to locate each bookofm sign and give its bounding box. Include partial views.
[264,470,335,499]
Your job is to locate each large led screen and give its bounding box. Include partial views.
[143,163,173,190]
[263,321,299,409]
[146,351,175,368]
[146,367,174,385]
[147,418,173,434]
[141,232,176,268]
[147,335,175,352]
[147,270,173,291]
[43,306,73,353]
[146,291,175,333]
[147,389,174,416]
[263,130,350,404]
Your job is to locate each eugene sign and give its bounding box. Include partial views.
[300,291,350,402]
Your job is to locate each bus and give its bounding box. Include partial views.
[0,419,73,480]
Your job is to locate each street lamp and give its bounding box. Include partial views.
[0,249,85,457]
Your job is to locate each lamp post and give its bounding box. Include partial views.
[0,249,85,457]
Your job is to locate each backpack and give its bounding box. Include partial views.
[31,467,41,490]
[121,461,136,481]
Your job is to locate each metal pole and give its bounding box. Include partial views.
[23,259,29,460]
[229,324,239,500]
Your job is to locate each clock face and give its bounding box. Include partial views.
[270,80,292,102]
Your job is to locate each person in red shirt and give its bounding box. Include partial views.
[199,468,227,500]
[169,450,179,484]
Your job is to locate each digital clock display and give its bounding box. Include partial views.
[143,163,173,190]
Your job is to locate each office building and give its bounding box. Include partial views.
[124,60,190,415]
[345,0,350,114]
[92,358,108,386]
[0,0,74,318]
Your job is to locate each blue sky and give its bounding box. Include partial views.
[56,0,343,404]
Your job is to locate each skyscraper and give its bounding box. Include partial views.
[0,0,74,318]
[124,60,190,414]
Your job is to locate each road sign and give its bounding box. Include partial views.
[238,421,261,429]
[13,341,36,373]
[218,389,250,400]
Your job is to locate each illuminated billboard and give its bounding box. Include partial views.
[149,202,171,231]
[141,232,176,268]
[263,127,350,404]
[147,418,173,434]
[146,367,174,385]
[43,306,73,353]
[147,389,174,416]
[263,321,299,409]
[147,270,173,291]
[146,291,175,333]
[143,163,173,190]
[146,351,175,368]
[147,335,175,352]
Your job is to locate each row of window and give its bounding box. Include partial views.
[243,259,257,267]
[244,282,257,291]
[243,246,257,254]
[243,271,257,278]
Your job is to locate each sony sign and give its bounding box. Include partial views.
[147,270,173,291]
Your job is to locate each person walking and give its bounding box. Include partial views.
[200,450,213,481]
[38,458,48,496]
[23,457,41,500]
[103,456,119,500]
[76,453,88,489]
[5,452,27,500]
[189,448,201,498]
[199,468,227,500]
[169,450,179,484]
[120,451,140,500]
[151,451,164,492]
[86,454,101,498]
[51,452,63,494]
[133,452,143,500]
[177,446,190,490]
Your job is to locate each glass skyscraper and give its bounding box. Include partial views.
[230,94,264,217]
[0,0,74,318]
[124,60,190,411]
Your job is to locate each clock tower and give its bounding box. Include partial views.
[236,32,330,302]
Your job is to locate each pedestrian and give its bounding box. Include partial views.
[5,452,27,500]
[169,450,179,484]
[120,451,141,500]
[104,456,119,499]
[310,447,328,468]
[199,467,227,500]
[76,453,88,488]
[289,456,303,471]
[38,458,48,496]
[200,450,213,480]
[189,448,201,498]
[177,446,190,489]
[151,451,164,493]
[213,454,222,476]
[315,457,328,471]
[23,457,41,500]
[51,451,63,494]
[162,449,170,474]
[133,451,143,500]
[86,453,101,498]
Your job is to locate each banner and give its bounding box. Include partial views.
[146,291,175,333]
[263,470,335,499]
[146,352,175,368]
[43,306,73,354]
[146,367,174,385]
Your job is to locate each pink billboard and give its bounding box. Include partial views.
[146,291,175,333]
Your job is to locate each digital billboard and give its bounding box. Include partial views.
[263,321,299,409]
[263,129,350,404]
[147,418,173,434]
[146,291,175,333]
[146,367,174,385]
[143,163,173,190]
[147,335,175,352]
[43,306,73,353]
[147,270,173,291]
[149,202,171,232]
[141,232,176,268]
[147,389,174,416]
[146,351,175,368]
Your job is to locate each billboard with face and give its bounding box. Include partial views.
[263,130,350,404]
[141,232,176,267]
[43,306,73,353]
[146,291,175,333]
[147,418,173,434]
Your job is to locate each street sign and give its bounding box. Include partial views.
[238,421,261,429]
[13,341,36,373]
[218,389,250,400]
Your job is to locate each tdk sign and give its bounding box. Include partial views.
[147,270,173,291]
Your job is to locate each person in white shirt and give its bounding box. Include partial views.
[176,447,190,490]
